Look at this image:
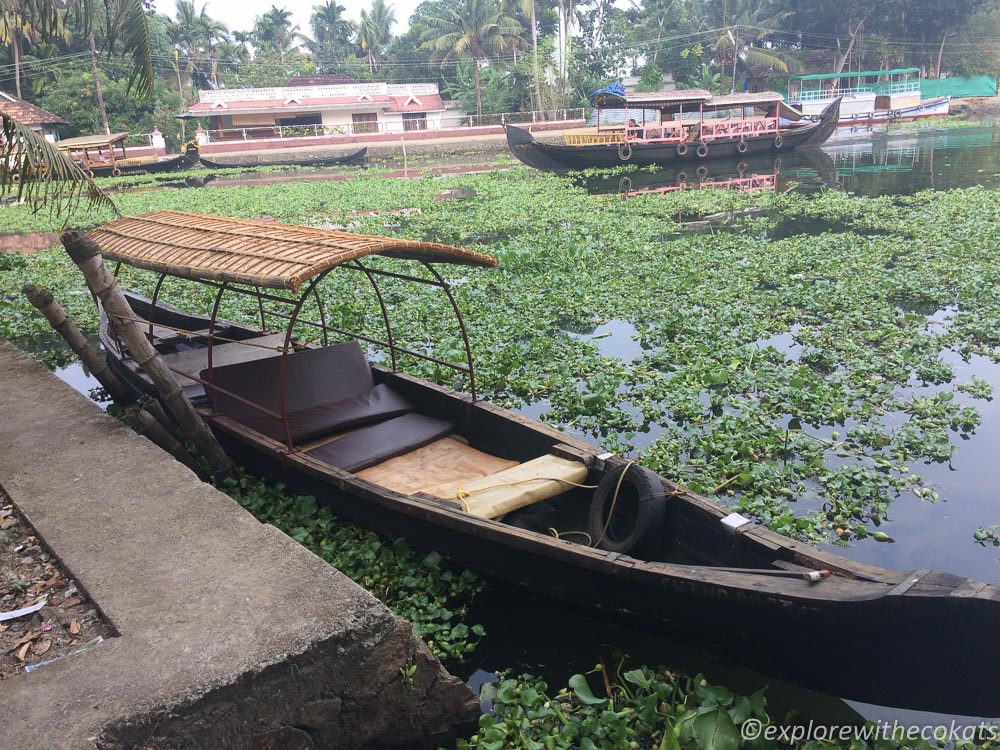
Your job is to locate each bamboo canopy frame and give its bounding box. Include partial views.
[88,211,500,451]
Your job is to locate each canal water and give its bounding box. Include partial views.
[24,122,1000,723]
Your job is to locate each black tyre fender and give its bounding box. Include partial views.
[696,143,709,158]
[773,135,783,150]
[736,140,749,154]
[696,165,708,179]
[675,142,689,157]
[588,464,667,556]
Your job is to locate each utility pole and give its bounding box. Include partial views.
[175,49,186,143]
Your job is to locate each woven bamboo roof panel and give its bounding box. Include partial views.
[86,211,498,291]
[57,132,129,150]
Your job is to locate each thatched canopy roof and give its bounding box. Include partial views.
[56,132,129,150]
[87,211,498,291]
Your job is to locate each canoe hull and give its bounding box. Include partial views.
[87,153,197,178]
[197,146,368,170]
[101,286,1000,716]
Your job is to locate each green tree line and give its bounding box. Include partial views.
[2,0,1000,141]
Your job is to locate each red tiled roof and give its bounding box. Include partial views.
[0,91,67,126]
[387,94,445,112]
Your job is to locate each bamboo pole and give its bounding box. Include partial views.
[23,283,205,473]
[23,283,134,404]
[124,406,205,478]
[61,231,236,480]
[22,283,173,432]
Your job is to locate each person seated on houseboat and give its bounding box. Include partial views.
[627,118,645,139]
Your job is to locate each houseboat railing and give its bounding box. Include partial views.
[795,80,920,101]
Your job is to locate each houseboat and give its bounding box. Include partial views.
[506,85,839,170]
[787,68,950,124]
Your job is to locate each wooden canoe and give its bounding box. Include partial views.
[89,211,1000,715]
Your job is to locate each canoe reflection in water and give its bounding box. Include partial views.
[617,167,777,199]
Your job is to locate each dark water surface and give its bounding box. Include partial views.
[31,124,1000,722]
[582,122,1000,198]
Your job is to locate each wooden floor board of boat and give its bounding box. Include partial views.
[158,333,287,385]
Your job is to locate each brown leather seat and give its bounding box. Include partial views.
[305,413,455,473]
[201,341,413,443]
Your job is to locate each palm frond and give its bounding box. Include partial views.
[103,0,154,99]
[1,116,119,222]
[739,47,790,73]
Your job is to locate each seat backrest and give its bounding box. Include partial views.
[201,340,373,422]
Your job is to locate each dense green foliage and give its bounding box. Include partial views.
[459,662,1000,750]
[1,169,998,553]
[3,0,998,142]
[221,474,485,659]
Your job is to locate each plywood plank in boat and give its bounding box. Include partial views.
[356,437,518,496]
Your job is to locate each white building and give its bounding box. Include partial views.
[180,81,447,139]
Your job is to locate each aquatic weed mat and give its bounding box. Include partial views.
[1,173,999,557]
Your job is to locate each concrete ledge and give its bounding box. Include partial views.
[0,339,479,749]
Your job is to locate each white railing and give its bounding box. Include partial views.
[199,82,440,104]
[794,80,920,101]
[193,108,584,144]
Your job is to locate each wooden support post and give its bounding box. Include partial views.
[23,283,134,404]
[22,283,174,432]
[61,231,236,481]
[124,406,206,478]
[23,283,205,473]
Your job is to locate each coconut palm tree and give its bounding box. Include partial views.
[309,1,354,53]
[420,0,525,120]
[706,0,793,91]
[356,0,396,74]
[0,0,68,99]
[500,0,542,111]
[196,15,231,89]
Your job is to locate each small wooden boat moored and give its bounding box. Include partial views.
[194,146,368,170]
[88,211,1000,714]
[56,132,197,177]
[506,87,840,171]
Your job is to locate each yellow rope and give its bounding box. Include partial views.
[450,475,599,513]
[548,528,593,545]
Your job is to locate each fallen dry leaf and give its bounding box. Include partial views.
[0,624,7,633]
[42,573,61,587]
[61,597,82,608]
[16,642,30,661]
[69,619,80,635]
[9,631,40,649]
[32,639,51,656]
